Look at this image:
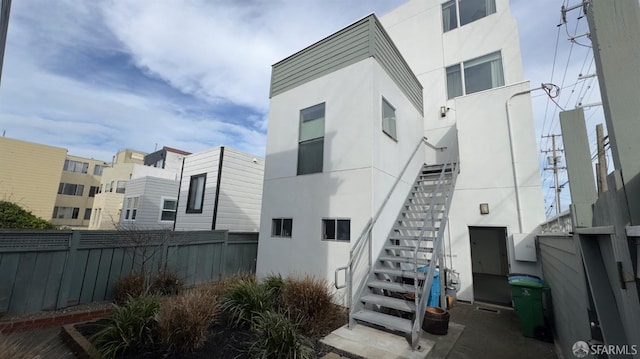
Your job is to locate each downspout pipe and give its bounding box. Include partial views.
[505,83,549,233]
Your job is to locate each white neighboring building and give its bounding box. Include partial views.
[256,14,425,301]
[118,147,189,230]
[257,0,545,306]
[174,146,264,232]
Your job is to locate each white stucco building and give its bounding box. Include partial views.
[257,0,544,308]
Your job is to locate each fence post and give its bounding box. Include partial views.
[219,231,229,280]
[56,231,81,310]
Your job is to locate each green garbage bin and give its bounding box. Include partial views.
[508,276,549,338]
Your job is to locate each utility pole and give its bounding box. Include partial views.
[542,134,565,215]
[595,123,608,194]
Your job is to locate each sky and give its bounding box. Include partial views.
[0,0,604,216]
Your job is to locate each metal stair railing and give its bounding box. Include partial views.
[335,136,430,328]
[409,153,459,348]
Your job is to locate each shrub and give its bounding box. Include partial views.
[249,311,312,359]
[151,271,183,296]
[157,290,217,353]
[91,296,160,358]
[263,273,285,305]
[113,272,146,304]
[218,279,274,328]
[280,276,347,338]
[195,272,256,300]
[0,200,57,229]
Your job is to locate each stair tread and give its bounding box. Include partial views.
[374,267,427,280]
[367,279,419,293]
[379,255,431,265]
[389,234,438,239]
[352,309,413,334]
[360,294,416,313]
[385,245,433,252]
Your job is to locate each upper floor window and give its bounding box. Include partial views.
[64,159,89,174]
[116,180,127,194]
[88,186,99,197]
[93,164,107,176]
[123,196,139,221]
[52,206,79,219]
[442,0,496,32]
[382,98,397,141]
[160,198,177,221]
[297,103,325,175]
[58,183,84,196]
[186,173,206,213]
[446,51,504,99]
[84,208,92,220]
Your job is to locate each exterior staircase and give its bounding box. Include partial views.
[350,163,458,348]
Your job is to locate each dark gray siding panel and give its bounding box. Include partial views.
[270,15,422,115]
[372,20,423,115]
[537,234,592,359]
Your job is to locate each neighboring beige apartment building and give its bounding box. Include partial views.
[52,155,110,228]
[89,149,147,229]
[0,136,67,220]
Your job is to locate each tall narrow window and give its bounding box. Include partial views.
[123,197,139,220]
[84,208,92,220]
[446,64,463,99]
[89,186,99,197]
[297,103,325,175]
[382,98,397,140]
[187,174,206,213]
[160,198,178,221]
[93,165,106,176]
[464,51,504,94]
[442,0,457,32]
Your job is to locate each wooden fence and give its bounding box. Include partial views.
[0,230,258,315]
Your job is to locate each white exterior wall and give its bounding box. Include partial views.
[216,148,264,232]
[174,148,220,231]
[131,164,179,181]
[381,0,546,301]
[120,176,179,230]
[257,58,424,301]
[163,150,185,180]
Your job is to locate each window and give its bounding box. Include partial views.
[186,174,206,213]
[443,0,496,32]
[63,159,89,174]
[58,183,84,196]
[105,182,112,193]
[297,103,325,175]
[446,51,504,99]
[116,181,127,194]
[160,198,177,221]
[84,208,92,220]
[322,219,350,241]
[123,197,139,220]
[88,186,99,197]
[442,0,457,32]
[93,164,107,176]
[52,206,80,219]
[382,98,397,140]
[155,159,164,168]
[272,218,293,237]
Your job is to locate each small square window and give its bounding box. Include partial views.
[272,218,293,237]
[160,198,177,221]
[323,219,350,242]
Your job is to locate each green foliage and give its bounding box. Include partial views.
[218,279,275,328]
[91,296,161,359]
[0,201,57,229]
[262,273,285,305]
[248,311,312,359]
[280,276,346,338]
[151,271,184,296]
[157,290,218,353]
[113,272,146,304]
